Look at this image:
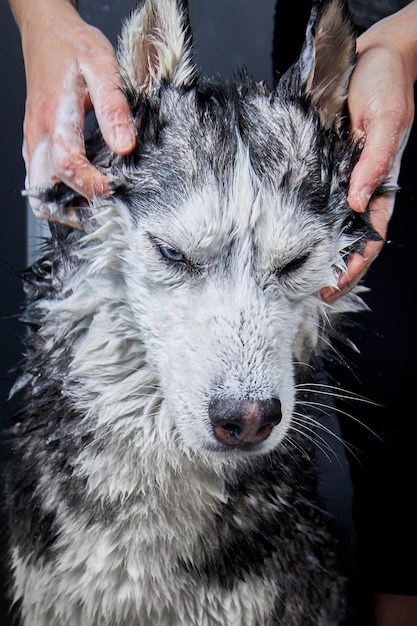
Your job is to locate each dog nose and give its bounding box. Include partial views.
[209,397,282,447]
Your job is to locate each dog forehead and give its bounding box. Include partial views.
[122,85,327,210]
[190,83,323,185]
[124,80,325,191]
[133,155,331,268]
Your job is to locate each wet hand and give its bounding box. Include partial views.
[321,6,417,304]
[14,0,136,222]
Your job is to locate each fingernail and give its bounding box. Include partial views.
[87,172,111,199]
[349,187,372,213]
[321,287,338,302]
[112,125,136,154]
[357,187,373,212]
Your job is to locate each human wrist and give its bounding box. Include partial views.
[357,1,417,83]
[11,0,86,83]
[9,0,79,38]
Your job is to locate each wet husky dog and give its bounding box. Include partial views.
[6,0,382,624]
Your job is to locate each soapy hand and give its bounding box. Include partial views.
[10,0,136,223]
[321,4,417,304]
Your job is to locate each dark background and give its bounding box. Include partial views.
[0,4,26,619]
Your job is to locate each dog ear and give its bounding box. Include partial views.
[280,0,356,131]
[117,0,196,95]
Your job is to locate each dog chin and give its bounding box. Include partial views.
[187,428,287,459]
[204,440,276,458]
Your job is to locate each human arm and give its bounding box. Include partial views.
[8,0,136,222]
[321,1,417,304]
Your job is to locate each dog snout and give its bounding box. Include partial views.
[209,397,282,447]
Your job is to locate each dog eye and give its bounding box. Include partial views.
[158,244,186,263]
[276,253,310,277]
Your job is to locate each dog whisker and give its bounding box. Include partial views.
[291,412,355,461]
[289,419,337,464]
[280,434,313,463]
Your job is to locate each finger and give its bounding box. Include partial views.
[50,85,110,199]
[321,191,394,305]
[94,81,137,155]
[348,113,408,213]
[81,59,136,155]
[24,132,106,225]
[319,253,367,304]
[24,135,56,218]
[26,110,110,223]
[320,250,372,305]
[51,138,110,200]
[348,143,391,213]
[341,239,383,287]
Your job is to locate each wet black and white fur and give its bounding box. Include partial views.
[6,1,381,624]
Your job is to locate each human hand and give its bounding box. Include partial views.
[321,4,417,304]
[10,0,136,225]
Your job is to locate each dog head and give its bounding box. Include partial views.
[40,0,379,458]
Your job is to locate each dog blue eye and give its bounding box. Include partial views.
[159,244,185,263]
